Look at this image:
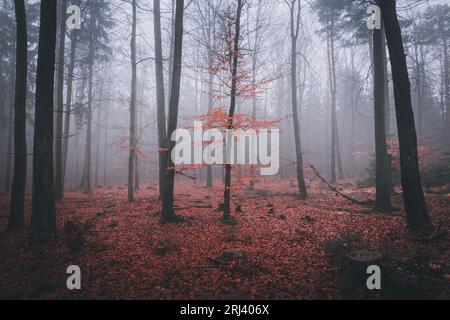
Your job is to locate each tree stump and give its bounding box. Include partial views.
[347,250,383,293]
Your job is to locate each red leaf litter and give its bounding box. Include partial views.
[0,180,449,300]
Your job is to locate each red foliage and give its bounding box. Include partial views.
[0,180,448,300]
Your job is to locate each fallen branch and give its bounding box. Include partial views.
[175,170,197,180]
[309,164,373,206]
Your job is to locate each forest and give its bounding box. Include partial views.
[0,0,449,300]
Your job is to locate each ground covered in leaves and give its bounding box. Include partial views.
[0,179,449,300]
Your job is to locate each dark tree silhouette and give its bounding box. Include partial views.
[161,0,184,223]
[8,0,27,231]
[31,0,58,238]
[55,0,67,201]
[378,0,432,234]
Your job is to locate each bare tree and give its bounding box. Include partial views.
[285,0,308,199]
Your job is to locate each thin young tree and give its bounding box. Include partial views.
[378,0,432,234]
[62,25,79,189]
[128,0,137,202]
[8,0,27,231]
[223,0,244,221]
[373,16,392,211]
[153,0,167,198]
[31,0,58,238]
[285,0,308,199]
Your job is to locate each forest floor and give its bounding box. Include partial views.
[0,179,449,300]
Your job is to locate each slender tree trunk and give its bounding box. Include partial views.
[443,37,450,138]
[62,31,78,189]
[288,0,307,200]
[54,0,67,201]
[103,107,108,186]
[8,0,27,231]
[379,0,432,234]
[31,0,58,238]
[373,19,392,211]
[161,0,184,223]
[128,0,137,202]
[327,27,337,185]
[223,0,243,220]
[206,66,214,187]
[82,1,96,194]
[382,29,394,193]
[5,56,15,194]
[153,0,167,197]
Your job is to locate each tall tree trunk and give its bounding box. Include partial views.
[4,56,15,194]
[62,31,78,189]
[378,0,432,235]
[443,36,450,138]
[54,0,67,201]
[82,1,96,194]
[206,62,214,187]
[128,0,137,202]
[31,0,58,238]
[382,29,394,194]
[327,27,337,185]
[288,0,307,200]
[8,0,27,231]
[161,0,184,223]
[153,0,167,197]
[373,19,392,211]
[223,0,244,220]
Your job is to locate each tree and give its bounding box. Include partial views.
[315,0,346,184]
[62,13,80,189]
[8,0,27,231]
[378,0,432,235]
[191,0,223,188]
[421,5,450,140]
[223,0,244,220]
[161,0,185,223]
[79,0,113,194]
[373,16,392,211]
[54,0,67,201]
[128,0,137,202]
[285,0,308,199]
[31,0,58,238]
[153,0,167,198]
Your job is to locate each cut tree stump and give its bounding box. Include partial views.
[348,250,383,284]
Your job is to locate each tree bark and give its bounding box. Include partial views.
[153,0,167,198]
[378,0,432,234]
[4,56,15,194]
[8,0,27,231]
[31,0,58,238]
[288,0,307,200]
[161,0,184,223]
[223,0,244,220]
[128,0,137,202]
[82,1,96,194]
[373,19,392,211]
[62,30,78,189]
[54,0,67,201]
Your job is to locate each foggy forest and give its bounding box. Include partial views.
[0,0,449,300]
